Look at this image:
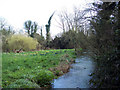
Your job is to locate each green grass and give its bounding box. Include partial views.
[2,49,76,88]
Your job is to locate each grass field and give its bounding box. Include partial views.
[2,49,76,88]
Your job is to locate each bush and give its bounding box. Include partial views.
[8,34,38,51]
[6,79,40,88]
[33,70,54,87]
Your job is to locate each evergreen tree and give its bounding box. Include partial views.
[24,20,38,38]
[89,2,120,88]
[45,12,55,47]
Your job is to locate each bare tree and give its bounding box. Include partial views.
[56,6,89,34]
[0,17,7,30]
[57,13,65,33]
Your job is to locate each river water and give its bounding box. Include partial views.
[52,55,95,88]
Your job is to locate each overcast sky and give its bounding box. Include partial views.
[0,0,96,38]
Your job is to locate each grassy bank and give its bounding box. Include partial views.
[2,49,76,88]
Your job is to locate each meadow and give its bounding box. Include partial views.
[2,49,76,88]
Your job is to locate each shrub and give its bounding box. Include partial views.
[6,79,40,88]
[33,70,54,87]
[8,34,38,51]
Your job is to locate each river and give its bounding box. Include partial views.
[52,55,95,88]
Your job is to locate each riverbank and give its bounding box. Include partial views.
[49,54,75,77]
[40,58,76,89]
[2,49,76,88]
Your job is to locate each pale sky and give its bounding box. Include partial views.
[0,0,96,38]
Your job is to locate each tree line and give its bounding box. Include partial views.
[0,6,90,52]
